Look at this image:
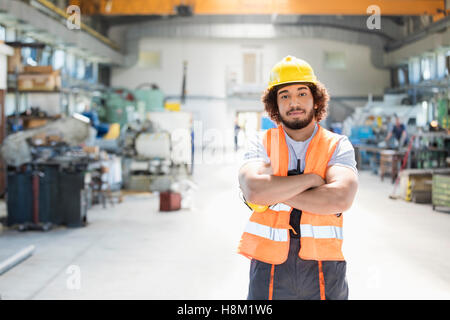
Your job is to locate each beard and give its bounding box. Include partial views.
[279,107,315,130]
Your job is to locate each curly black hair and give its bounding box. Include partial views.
[261,81,330,124]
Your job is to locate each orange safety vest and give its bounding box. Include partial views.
[238,124,344,264]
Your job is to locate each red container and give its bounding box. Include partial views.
[159,191,182,211]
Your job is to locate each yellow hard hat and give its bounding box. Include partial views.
[267,55,317,90]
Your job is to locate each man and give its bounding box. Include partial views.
[238,56,358,300]
[384,115,407,148]
[234,119,241,152]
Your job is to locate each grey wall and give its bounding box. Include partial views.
[111,37,390,97]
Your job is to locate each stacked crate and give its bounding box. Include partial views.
[432,174,450,211]
[399,168,450,204]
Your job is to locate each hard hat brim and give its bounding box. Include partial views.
[269,80,318,91]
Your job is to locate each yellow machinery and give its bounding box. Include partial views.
[70,0,447,18]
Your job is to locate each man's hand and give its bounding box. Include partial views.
[308,173,325,189]
[284,166,358,214]
[257,162,273,175]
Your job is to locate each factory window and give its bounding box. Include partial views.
[0,25,5,41]
[98,64,111,86]
[66,52,76,78]
[446,52,450,78]
[85,61,98,83]
[421,58,431,80]
[420,54,436,81]
[243,52,257,83]
[84,61,93,81]
[398,67,408,86]
[390,68,397,88]
[53,49,65,72]
[436,51,446,79]
[242,48,263,84]
[408,57,420,84]
[391,66,408,88]
[76,57,85,80]
[324,51,346,70]
[138,51,161,68]
[41,46,52,66]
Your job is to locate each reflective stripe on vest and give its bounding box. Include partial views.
[300,224,343,240]
[244,221,288,242]
[268,203,292,212]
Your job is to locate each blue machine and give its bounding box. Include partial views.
[261,116,277,130]
[349,125,375,145]
[349,125,379,173]
[82,111,110,138]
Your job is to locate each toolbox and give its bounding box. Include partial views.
[159,191,181,211]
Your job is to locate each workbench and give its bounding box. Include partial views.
[354,145,405,183]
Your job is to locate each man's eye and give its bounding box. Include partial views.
[299,93,307,96]
[281,95,288,99]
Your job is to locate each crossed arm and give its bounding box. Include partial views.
[238,161,358,215]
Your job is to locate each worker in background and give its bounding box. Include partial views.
[190,117,194,175]
[234,119,241,152]
[238,56,358,300]
[384,114,408,148]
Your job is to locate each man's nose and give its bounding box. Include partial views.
[289,96,301,107]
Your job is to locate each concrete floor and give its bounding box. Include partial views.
[0,150,449,300]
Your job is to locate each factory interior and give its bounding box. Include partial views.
[0,0,449,301]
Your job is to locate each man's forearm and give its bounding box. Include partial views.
[284,182,354,215]
[241,173,319,206]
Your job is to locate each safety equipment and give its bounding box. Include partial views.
[247,202,268,213]
[267,55,317,90]
[240,191,268,212]
[238,124,344,265]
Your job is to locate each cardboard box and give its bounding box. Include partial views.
[31,132,47,145]
[25,118,48,129]
[18,71,61,91]
[7,47,23,73]
[82,146,99,154]
[159,191,181,211]
[24,65,53,74]
[47,134,62,143]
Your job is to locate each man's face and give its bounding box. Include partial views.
[276,83,316,130]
